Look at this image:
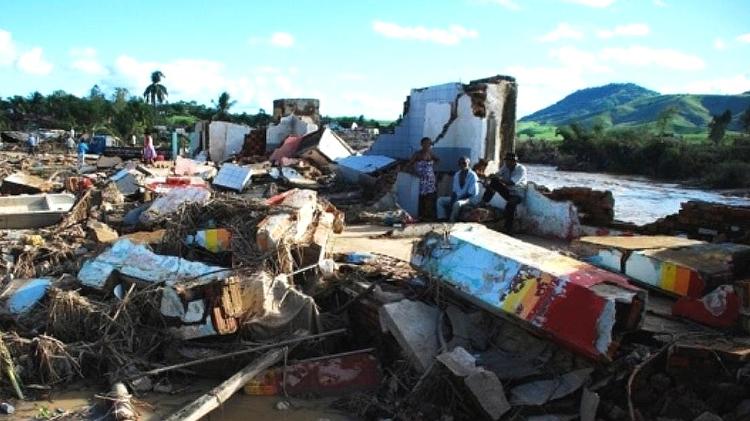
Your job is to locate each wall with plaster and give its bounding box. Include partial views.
[368,76,517,170]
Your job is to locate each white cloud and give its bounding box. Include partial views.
[597,23,650,39]
[248,32,295,48]
[549,46,611,73]
[653,0,667,6]
[714,38,726,51]
[70,47,107,75]
[488,0,520,10]
[738,33,750,43]
[599,46,704,71]
[109,54,302,111]
[563,0,616,7]
[0,29,16,66]
[675,74,750,95]
[539,23,584,43]
[506,64,590,116]
[372,20,478,45]
[16,47,53,75]
[270,32,295,48]
[339,91,402,120]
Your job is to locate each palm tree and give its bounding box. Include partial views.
[143,70,168,108]
[212,91,236,121]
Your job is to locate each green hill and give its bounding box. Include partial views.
[521,83,750,135]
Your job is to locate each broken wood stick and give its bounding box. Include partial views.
[0,332,23,400]
[164,348,284,421]
[127,328,346,380]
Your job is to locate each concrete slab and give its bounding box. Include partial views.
[330,224,416,262]
[379,299,439,372]
[576,235,703,251]
[213,163,252,192]
[465,369,510,420]
[626,243,750,297]
[509,368,593,406]
[413,224,645,360]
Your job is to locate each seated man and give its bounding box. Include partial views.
[437,156,480,222]
[480,152,527,233]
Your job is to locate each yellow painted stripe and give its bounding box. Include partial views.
[660,262,677,293]
[502,276,538,316]
[206,229,218,252]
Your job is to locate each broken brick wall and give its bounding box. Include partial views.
[272,98,320,125]
[641,201,750,244]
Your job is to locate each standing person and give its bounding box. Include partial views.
[480,152,527,233]
[77,138,89,169]
[407,137,439,221]
[437,156,480,222]
[131,134,137,147]
[66,133,76,155]
[143,134,156,165]
[27,133,39,155]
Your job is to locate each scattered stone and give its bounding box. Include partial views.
[87,221,119,243]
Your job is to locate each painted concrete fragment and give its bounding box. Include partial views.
[140,186,211,224]
[212,163,252,191]
[5,278,51,314]
[243,350,381,396]
[78,239,229,290]
[413,224,645,360]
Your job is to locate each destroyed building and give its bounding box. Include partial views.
[369,75,518,170]
[0,84,750,421]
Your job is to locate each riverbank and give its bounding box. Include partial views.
[525,164,750,225]
[516,131,750,189]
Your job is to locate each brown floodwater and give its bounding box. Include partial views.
[11,381,358,420]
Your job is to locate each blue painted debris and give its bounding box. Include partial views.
[78,239,230,290]
[7,278,51,314]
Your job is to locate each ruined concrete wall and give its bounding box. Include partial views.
[272,98,320,125]
[498,82,517,157]
[266,115,318,152]
[368,76,517,171]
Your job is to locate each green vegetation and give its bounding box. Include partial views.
[521,83,750,135]
[143,70,168,108]
[517,123,750,188]
[0,73,390,145]
[516,121,562,141]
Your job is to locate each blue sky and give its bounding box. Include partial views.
[1,0,749,119]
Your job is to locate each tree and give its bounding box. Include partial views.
[656,105,679,135]
[143,70,168,108]
[211,91,236,121]
[741,105,750,135]
[708,109,732,145]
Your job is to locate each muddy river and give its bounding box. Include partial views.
[526,164,750,225]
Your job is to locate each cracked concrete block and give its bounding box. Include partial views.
[379,299,439,372]
[464,369,510,420]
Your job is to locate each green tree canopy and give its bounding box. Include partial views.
[143,70,168,107]
[708,109,732,145]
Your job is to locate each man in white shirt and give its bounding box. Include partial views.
[480,152,527,233]
[437,156,480,222]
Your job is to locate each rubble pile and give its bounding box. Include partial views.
[1,93,750,420]
[642,200,750,244]
[544,186,615,225]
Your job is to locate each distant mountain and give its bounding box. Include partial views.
[521,83,750,133]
